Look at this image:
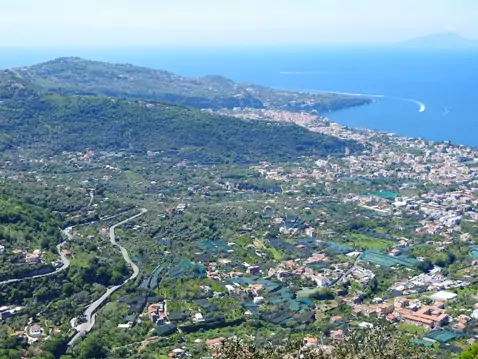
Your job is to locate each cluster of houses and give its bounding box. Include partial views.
[392,297,449,327]
[147,301,168,325]
[204,248,344,302]
[344,190,477,234]
[0,246,43,264]
[223,108,318,126]
[267,256,331,287]
[248,114,478,237]
[252,126,478,190]
[23,249,42,264]
[299,292,473,351]
[3,322,62,344]
[307,118,478,185]
[344,292,461,331]
[392,272,469,294]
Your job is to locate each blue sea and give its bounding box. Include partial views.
[1,46,478,147]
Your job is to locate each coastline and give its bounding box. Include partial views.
[219,105,478,159]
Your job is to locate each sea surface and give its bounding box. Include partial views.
[1,46,478,147]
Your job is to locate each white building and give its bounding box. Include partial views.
[193,313,205,323]
[117,322,133,329]
[29,325,43,336]
[314,276,327,287]
[305,227,316,237]
[253,296,265,304]
[428,291,458,302]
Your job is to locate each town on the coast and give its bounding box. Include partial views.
[1,58,478,358]
[2,105,478,358]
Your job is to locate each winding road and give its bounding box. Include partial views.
[68,208,147,346]
[0,241,70,286]
[87,191,95,208]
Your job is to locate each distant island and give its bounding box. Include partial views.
[400,32,478,49]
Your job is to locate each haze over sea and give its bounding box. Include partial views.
[2,46,478,147]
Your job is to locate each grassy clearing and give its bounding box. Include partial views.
[400,188,421,197]
[398,323,427,335]
[348,233,393,250]
[122,170,146,185]
[268,246,282,261]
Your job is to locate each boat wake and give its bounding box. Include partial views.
[310,89,426,113]
[391,97,426,113]
[325,91,385,98]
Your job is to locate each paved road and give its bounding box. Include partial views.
[0,241,70,286]
[328,252,362,287]
[87,191,95,208]
[73,208,135,228]
[68,208,147,346]
[108,209,145,282]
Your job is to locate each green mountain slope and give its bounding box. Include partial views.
[10,57,370,112]
[0,75,363,163]
[0,189,61,250]
[0,183,63,281]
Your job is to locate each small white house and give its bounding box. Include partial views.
[117,322,133,329]
[315,276,327,287]
[193,313,205,323]
[225,285,235,294]
[305,227,316,237]
[30,325,43,336]
[253,296,265,304]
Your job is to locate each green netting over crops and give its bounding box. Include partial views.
[425,330,458,343]
[323,241,353,254]
[361,250,419,267]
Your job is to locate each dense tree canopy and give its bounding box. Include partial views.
[217,327,434,359]
[0,78,364,163]
[8,57,371,113]
[455,343,478,359]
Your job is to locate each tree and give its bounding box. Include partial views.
[0,336,21,350]
[216,327,434,359]
[455,343,478,359]
[417,259,434,273]
[77,334,108,359]
[310,288,335,301]
[368,277,378,295]
[42,336,68,359]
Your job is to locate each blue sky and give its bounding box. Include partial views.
[1,0,477,46]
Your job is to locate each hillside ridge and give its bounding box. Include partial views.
[0,71,363,163]
[9,57,371,112]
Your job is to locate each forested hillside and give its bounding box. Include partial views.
[8,57,370,112]
[0,75,364,162]
[0,183,63,281]
[0,184,62,250]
